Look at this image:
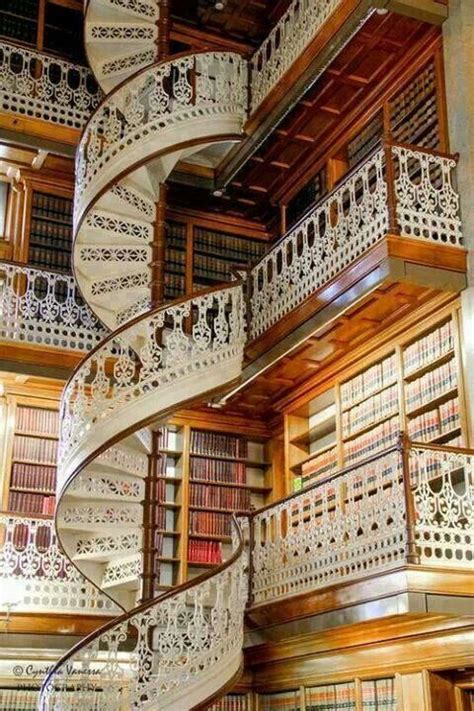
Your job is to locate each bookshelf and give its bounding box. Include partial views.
[6,403,59,516]
[192,226,266,292]
[164,221,187,301]
[259,690,301,711]
[28,191,73,273]
[150,422,271,588]
[257,677,397,710]
[287,308,468,492]
[208,693,250,711]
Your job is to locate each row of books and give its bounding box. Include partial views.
[157,428,179,451]
[29,246,71,271]
[13,435,58,465]
[189,483,251,511]
[342,384,398,438]
[164,273,185,297]
[301,447,338,486]
[190,458,247,484]
[361,678,396,710]
[194,254,238,281]
[30,218,73,242]
[188,539,222,564]
[189,510,232,537]
[0,689,40,711]
[191,430,248,459]
[16,406,59,435]
[166,248,186,271]
[209,695,249,711]
[32,192,73,222]
[9,491,56,515]
[305,682,356,710]
[344,417,399,466]
[194,228,265,262]
[405,359,457,412]
[341,354,397,410]
[11,462,56,492]
[407,398,460,442]
[11,522,52,551]
[404,320,454,374]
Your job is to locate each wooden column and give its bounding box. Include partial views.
[150,185,168,307]
[157,0,171,61]
[383,132,400,235]
[141,431,161,603]
[399,432,421,565]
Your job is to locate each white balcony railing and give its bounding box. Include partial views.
[0,261,108,352]
[0,41,102,129]
[250,0,341,112]
[249,142,462,340]
[0,515,118,615]
[250,440,473,606]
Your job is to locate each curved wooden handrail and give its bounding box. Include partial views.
[40,515,245,707]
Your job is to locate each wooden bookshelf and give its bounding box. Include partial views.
[2,399,60,516]
[285,308,468,492]
[28,191,74,272]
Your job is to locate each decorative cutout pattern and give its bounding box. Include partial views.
[102,554,141,587]
[250,149,388,339]
[251,449,406,604]
[0,515,117,614]
[0,262,107,351]
[0,41,101,129]
[250,0,340,111]
[393,145,462,245]
[75,532,140,559]
[75,52,247,225]
[410,446,473,567]
[68,472,145,500]
[59,284,245,487]
[40,520,247,710]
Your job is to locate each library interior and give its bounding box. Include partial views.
[0,0,472,708]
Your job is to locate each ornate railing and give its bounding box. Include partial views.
[249,439,473,606]
[0,261,107,352]
[250,0,341,112]
[249,142,462,340]
[75,51,247,227]
[58,283,246,492]
[0,515,118,615]
[40,518,247,711]
[0,41,101,129]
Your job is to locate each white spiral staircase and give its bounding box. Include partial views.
[40,2,250,708]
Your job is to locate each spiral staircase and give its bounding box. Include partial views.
[39,2,251,708]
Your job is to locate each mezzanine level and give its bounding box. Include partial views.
[7,435,467,706]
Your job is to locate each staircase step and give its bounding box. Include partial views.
[101,553,141,590]
[66,470,145,502]
[95,444,149,477]
[94,0,158,22]
[82,209,153,243]
[98,48,155,85]
[59,501,142,532]
[86,21,157,45]
[73,531,141,562]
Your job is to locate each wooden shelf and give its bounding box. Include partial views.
[290,442,337,474]
[429,426,462,445]
[12,459,57,467]
[9,487,55,495]
[3,510,53,520]
[190,478,271,493]
[156,529,180,537]
[190,452,269,468]
[187,560,220,569]
[157,556,180,564]
[159,448,183,458]
[14,430,59,440]
[406,386,458,418]
[157,476,182,483]
[159,501,181,510]
[189,505,250,515]
[341,379,398,413]
[290,418,336,447]
[189,533,232,543]
[404,349,455,382]
[342,411,398,442]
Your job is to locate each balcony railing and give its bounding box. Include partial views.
[250,0,341,112]
[0,261,108,352]
[0,514,118,615]
[250,438,473,606]
[249,141,463,340]
[0,41,102,130]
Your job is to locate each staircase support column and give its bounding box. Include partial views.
[157,0,171,61]
[141,430,162,603]
[150,184,168,307]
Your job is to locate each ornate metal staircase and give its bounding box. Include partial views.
[35,0,468,708]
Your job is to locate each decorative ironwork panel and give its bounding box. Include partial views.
[0,262,108,351]
[0,41,101,129]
